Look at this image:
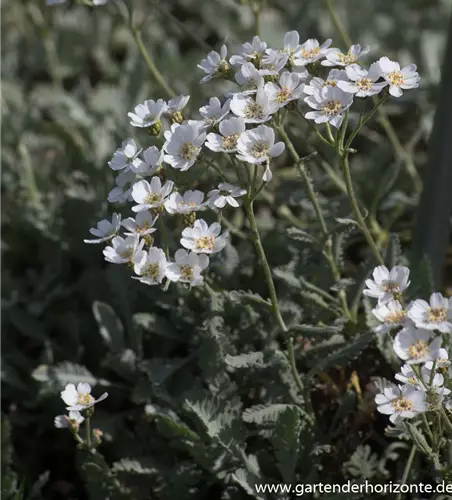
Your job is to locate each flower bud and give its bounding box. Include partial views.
[148,119,161,136]
[171,111,184,124]
[182,212,197,227]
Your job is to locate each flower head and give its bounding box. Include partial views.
[140,146,164,175]
[363,265,410,303]
[407,293,452,333]
[293,38,332,66]
[425,348,450,371]
[103,234,144,264]
[198,45,229,83]
[167,95,190,114]
[322,44,370,67]
[164,190,206,215]
[84,213,121,244]
[61,383,108,412]
[165,249,209,286]
[393,326,441,364]
[337,63,387,97]
[205,117,246,153]
[54,410,84,429]
[303,69,349,96]
[265,71,305,112]
[207,183,246,209]
[234,63,264,94]
[108,170,136,204]
[230,36,267,67]
[372,299,406,334]
[108,139,139,172]
[236,124,285,165]
[128,99,167,128]
[375,383,427,423]
[132,247,167,285]
[304,86,353,128]
[132,177,174,212]
[121,211,158,237]
[199,97,231,127]
[230,89,272,124]
[181,219,228,254]
[377,57,420,97]
[163,123,206,171]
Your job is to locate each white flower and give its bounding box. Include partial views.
[207,183,246,209]
[167,95,190,114]
[271,30,302,67]
[322,44,370,67]
[293,38,332,66]
[230,89,272,123]
[131,177,174,212]
[108,170,136,204]
[164,190,206,214]
[199,97,231,127]
[165,249,209,286]
[407,293,452,333]
[393,326,441,364]
[121,212,158,237]
[61,383,108,412]
[84,213,121,244]
[198,45,228,83]
[259,50,288,76]
[103,234,144,264]
[375,383,427,423]
[425,348,450,370]
[205,117,246,153]
[163,122,206,171]
[372,299,406,334]
[234,63,264,94]
[128,99,167,128]
[303,69,349,96]
[338,63,388,97]
[139,146,164,175]
[377,57,420,97]
[108,139,139,172]
[181,219,228,254]
[230,36,267,67]
[54,410,85,429]
[394,364,419,387]
[363,265,410,303]
[236,124,285,165]
[304,86,353,128]
[265,71,305,112]
[395,364,447,394]
[132,247,167,286]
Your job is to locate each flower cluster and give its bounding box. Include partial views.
[364,266,451,424]
[84,31,419,290]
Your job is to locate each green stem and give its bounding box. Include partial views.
[341,154,384,265]
[132,27,176,98]
[324,0,352,46]
[439,405,452,434]
[395,445,416,500]
[159,217,170,258]
[85,417,91,449]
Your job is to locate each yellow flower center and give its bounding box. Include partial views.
[275,86,292,103]
[385,310,406,324]
[136,222,150,234]
[391,396,413,412]
[251,141,269,158]
[179,142,198,161]
[144,263,160,279]
[427,307,446,324]
[381,281,400,293]
[387,70,404,86]
[221,134,239,150]
[243,78,257,91]
[324,80,337,87]
[195,236,215,251]
[337,52,358,65]
[408,340,428,359]
[301,47,320,59]
[180,264,194,281]
[145,193,163,205]
[77,394,95,406]
[356,77,373,91]
[322,100,342,116]
[244,102,264,119]
[119,248,133,260]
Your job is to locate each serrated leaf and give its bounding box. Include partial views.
[225,352,266,368]
[112,458,155,475]
[242,404,296,424]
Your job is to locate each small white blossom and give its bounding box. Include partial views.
[103,234,144,264]
[338,63,388,97]
[372,299,406,334]
[270,30,302,67]
[128,99,167,128]
[230,89,272,123]
[163,122,206,171]
[265,71,305,112]
[132,247,167,286]
[181,219,228,254]
[164,190,206,215]
[375,383,427,424]
[259,50,288,76]
[293,38,332,66]
[108,139,139,172]
[121,212,158,237]
[425,348,450,370]
[199,97,231,127]
[234,63,264,94]
[165,249,209,286]
[167,95,190,114]
[303,69,349,96]
[304,86,353,128]
[198,45,228,83]
[395,364,447,394]
[208,183,246,209]
[84,213,121,244]
[363,265,410,303]
[377,57,420,97]
[322,44,370,67]
[236,124,285,165]
[54,410,84,429]
[393,326,441,364]
[132,177,174,212]
[61,383,108,412]
[407,293,452,333]
[108,170,136,204]
[205,117,246,153]
[230,36,267,67]
[139,146,164,175]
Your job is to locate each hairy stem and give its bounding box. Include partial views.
[395,445,416,500]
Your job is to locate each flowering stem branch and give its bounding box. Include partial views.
[341,154,384,265]
[395,445,416,500]
[131,27,176,98]
[85,417,91,449]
